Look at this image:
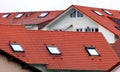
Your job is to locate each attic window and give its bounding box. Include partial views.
[39,12,48,18]
[46,46,61,55]
[85,46,100,56]
[93,10,103,16]
[110,18,120,26]
[102,9,112,15]
[15,13,24,18]
[70,11,83,18]
[2,14,9,18]
[10,44,24,52]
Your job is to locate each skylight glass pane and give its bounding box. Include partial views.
[10,44,24,52]
[47,46,61,55]
[93,10,103,16]
[2,14,9,18]
[86,47,99,56]
[39,12,48,17]
[103,9,112,15]
[15,13,23,18]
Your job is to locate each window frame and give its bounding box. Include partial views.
[9,43,24,52]
[15,13,24,18]
[102,9,112,15]
[2,13,10,18]
[46,46,61,55]
[38,12,49,18]
[85,46,100,56]
[92,10,103,16]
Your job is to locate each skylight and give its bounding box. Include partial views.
[10,44,24,52]
[15,13,24,18]
[39,12,48,18]
[2,14,9,18]
[46,46,61,55]
[85,47,99,56]
[102,9,112,15]
[93,10,103,16]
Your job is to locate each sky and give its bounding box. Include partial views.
[0,0,120,13]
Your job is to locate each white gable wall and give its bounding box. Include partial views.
[42,8,115,44]
[0,54,32,72]
[99,25,115,44]
[110,64,120,72]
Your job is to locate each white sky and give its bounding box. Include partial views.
[0,0,120,13]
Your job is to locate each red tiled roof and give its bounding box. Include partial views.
[112,38,120,58]
[0,10,63,25]
[72,5,120,36]
[0,25,119,70]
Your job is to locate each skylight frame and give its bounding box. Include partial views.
[102,9,112,15]
[85,46,100,56]
[92,10,104,16]
[38,12,49,18]
[15,13,24,18]
[2,13,10,18]
[46,46,61,55]
[9,44,24,52]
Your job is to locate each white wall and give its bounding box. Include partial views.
[111,65,120,72]
[42,8,115,43]
[44,8,98,31]
[25,25,38,30]
[0,55,32,72]
[99,25,115,44]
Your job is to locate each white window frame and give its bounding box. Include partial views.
[85,47,100,56]
[102,9,112,15]
[39,12,48,18]
[15,13,24,18]
[46,46,61,55]
[10,44,24,52]
[93,10,103,16]
[2,14,9,18]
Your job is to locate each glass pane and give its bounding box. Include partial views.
[47,46,61,54]
[11,44,24,52]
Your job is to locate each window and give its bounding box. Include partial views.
[70,11,83,18]
[85,47,100,56]
[102,9,112,15]
[2,14,9,18]
[39,12,48,18]
[25,25,33,29]
[15,13,24,18]
[46,46,61,55]
[110,18,120,25]
[93,10,103,16]
[10,44,24,52]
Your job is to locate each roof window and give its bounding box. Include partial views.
[93,10,103,16]
[2,14,9,18]
[15,13,24,18]
[85,46,100,56]
[39,12,48,18]
[46,46,61,55]
[10,44,24,52]
[102,9,112,15]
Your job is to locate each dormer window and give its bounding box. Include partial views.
[39,12,48,18]
[93,10,103,16]
[10,44,24,52]
[102,9,112,15]
[85,46,100,56]
[15,13,24,18]
[2,14,9,18]
[70,11,83,18]
[46,46,61,55]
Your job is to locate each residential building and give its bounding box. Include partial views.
[0,25,119,72]
[0,10,63,30]
[42,5,120,44]
[0,49,41,72]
